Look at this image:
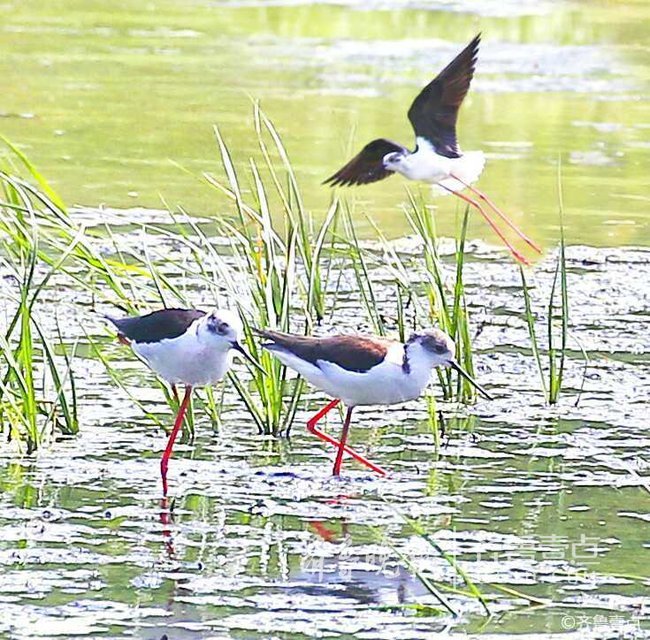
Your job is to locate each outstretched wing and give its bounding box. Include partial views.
[254,329,392,373]
[323,138,406,187]
[105,308,206,344]
[407,34,480,158]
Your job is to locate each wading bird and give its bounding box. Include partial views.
[324,34,540,265]
[255,327,491,476]
[106,308,261,495]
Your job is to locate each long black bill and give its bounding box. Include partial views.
[232,342,267,375]
[449,360,493,400]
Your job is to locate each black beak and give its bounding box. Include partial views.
[232,341,266,375]
[449,360,493,400]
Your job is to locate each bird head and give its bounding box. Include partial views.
[383,151,406,171]
[203,309,265,373]
[406,329,492,399]
[203,309,242,346]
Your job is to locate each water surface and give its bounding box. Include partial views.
[1,212,649,637]
[1,0,649,245]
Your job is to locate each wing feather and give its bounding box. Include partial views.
[407,34,480,158]
[106,308,206,343]
[323,138,406,187]
[255,329,394,373]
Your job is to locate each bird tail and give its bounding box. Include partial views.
[250,327,296,353]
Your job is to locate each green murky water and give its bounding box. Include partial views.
[1,212,649,637]
[1,0,649,246]
[1,1,650,639]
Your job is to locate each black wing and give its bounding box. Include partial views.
[254,329,392,373]
[323,138,406,187]
[106,308,206,344]
[407,34,480,158]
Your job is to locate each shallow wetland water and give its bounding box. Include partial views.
[1,217,649,638]
[1,0,650,638]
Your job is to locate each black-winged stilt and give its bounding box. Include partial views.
[324,34,540,265]
[255,327,491,476]
[106,307,261,495]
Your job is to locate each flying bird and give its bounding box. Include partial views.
[106,308,262,495]
[324,34,540,265]
[255,327,491,476]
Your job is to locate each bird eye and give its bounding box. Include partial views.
[207,316,228,335]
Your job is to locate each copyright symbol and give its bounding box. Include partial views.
[561,615,576,630]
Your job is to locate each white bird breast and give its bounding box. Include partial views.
[133,327,232,386]
[393,138,485,192]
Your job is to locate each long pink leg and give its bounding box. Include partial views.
[332,407,353,476]
[159,496,176,558]
[160,385,192,496]
[307,400,387,476]
[439,184,531,265]
[450,175,541,253]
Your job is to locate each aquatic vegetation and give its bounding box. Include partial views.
[202,109,340,436]
[1,3,648,637]
[0,166,79,451]
[404,192,477,404]
[0,144,175,450]
[519,181,572,405]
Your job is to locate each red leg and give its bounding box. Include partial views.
[306,400,387,476]
[159,496,176,559]
[171,384,179,404]
[332,407,353,476]
[160,385,192,496]
[450,176,541,254]
[439,184,531,266]
[308,521,338,542]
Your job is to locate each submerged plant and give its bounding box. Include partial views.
[370,506,490,618]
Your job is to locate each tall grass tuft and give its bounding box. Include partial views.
[519,168,570,405]
[336,193,479,406]
[202,108,339,435]
[0,167,80,452]
[404,193,477,402]
[0,142,176,450]
[519,231,569,405]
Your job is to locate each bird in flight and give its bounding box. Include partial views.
[324,34,540,265]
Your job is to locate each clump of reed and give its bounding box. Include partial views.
[0,140,170,451]
[403,192,477,403]
[0,154,80,451]
[201,105,339,436]
[340,193,478,406]
[518,170,583,405]
[519,239,568,405]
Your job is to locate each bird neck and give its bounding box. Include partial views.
[402,343,439,387]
